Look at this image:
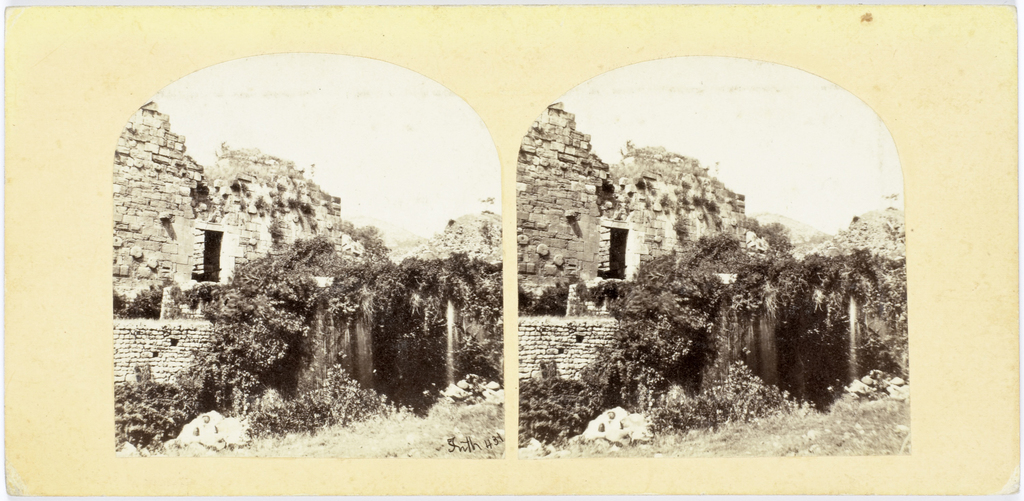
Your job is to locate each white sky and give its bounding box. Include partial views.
[149,53,500,238]
[558,57,904,235]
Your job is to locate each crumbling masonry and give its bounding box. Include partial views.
[516,103,749,292]
[113,102,363,297]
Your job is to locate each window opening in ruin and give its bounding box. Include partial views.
[607,228,629,280]
[557,347,565,354]
[170,338,179,347]
[575,335,585,343]
[151,351,159,358]
[194,230,223,283]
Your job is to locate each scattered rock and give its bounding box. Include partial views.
[166,411,249,453]
[844,369,910,402]
[578,407,652,445]
[116,442,139,457]
[442,375,503,405]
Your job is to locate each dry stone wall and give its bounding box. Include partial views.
[518,317,618,380]
[114,320,213,384]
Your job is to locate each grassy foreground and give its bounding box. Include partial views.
[529,396,910,458]
[167,401,505,458]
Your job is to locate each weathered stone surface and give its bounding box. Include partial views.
[516,103,747,292]
[518,317,618,380]
[113,105,365,298]
[578,407,652,445]
[114,319,214,384]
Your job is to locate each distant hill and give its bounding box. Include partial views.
[403,212,502,263]
[810,208,905,260]
[340,215,428,258]
[750,213,831,246]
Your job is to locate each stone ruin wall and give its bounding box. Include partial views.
[113,103,363,297]
[114,320,214,384]
[516,103,748,292]
[518,317,618,380]
[518,313,784,386]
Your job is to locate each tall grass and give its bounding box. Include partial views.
[166,401,505,458]
[547,396,909,458]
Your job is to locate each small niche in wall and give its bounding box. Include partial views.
[575,335,585,343]
[152,351,159,358]
[170,338,179,347]
[557,347,565,354]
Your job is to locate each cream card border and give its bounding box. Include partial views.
[5,5,1019,495]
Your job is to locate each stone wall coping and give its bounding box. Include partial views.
[518,316,619,326]
[114,318,214,329]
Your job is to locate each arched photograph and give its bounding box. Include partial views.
[516,57,908,458]
[112,54,504,458]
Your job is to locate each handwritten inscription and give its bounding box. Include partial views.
[446,433,504,453]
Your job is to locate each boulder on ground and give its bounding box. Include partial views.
[579,407,652,445]
[116,441,139,457]
[441,375,504,405]
[171,411,249,452]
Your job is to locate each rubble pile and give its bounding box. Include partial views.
[163,411,250,454]
[576,407,653,445]
[440,374,504,405]
[845,370,910,401]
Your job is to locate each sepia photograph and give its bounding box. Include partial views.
[112,53,504,458]
[516,57,908,459]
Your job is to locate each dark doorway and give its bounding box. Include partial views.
[607,228,628,280]
[194,230,222,283]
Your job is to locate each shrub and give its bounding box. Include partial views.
[673,217,690,243]
[649,362,796,433]
[247,366,392,438]
[455,337,502,383]
[590,279,628,310]
[521,283,570,316]
[115,380,197,450]
[519,376,607,445]
[518,285,535,314]
[114,286,164,319]
[269,218,287,242]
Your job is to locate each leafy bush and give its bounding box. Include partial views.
[599,235,743,407]
[455,337,502,383]
[247,366,392,438]
[650,362,796,433]
[590,279,628,310]
[114,286,164,319]
[520,283,570,316]
[115,380,197,450]
[196,237,349,409]
[518,285,535,314]
[519,376,607,445]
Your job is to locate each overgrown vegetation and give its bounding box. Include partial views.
[114,286,164,319]
[247,366,393,438]
[519,375,607,445]
[115,380,197,449]
[519,283,570,316]
[519,226,907,448]
[649,362,797,433]
[115,234,503,453]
